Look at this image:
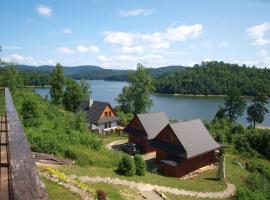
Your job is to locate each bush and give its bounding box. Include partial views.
[134,154,146,176]
[118,155,136,176]
[96,189,107,200]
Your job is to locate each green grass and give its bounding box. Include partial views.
[88,182,124,200]
[43,178,81,200]
[61,164,226,192]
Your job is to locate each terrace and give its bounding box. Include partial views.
[0,88,48,200]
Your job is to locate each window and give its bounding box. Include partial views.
[105,123,108,129]
[109,111,112,117]
[108,122,111,128]
[105,112,108,117]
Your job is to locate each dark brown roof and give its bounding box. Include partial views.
[136,112,169,140]
[78,100,118,124]
[170,119,221,159]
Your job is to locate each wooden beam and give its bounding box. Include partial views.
[4,88,48,200]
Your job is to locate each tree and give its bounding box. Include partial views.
[22,98,39,127]
[214,106,227,120]
[116,64,155,114]
[116,86,134,113]
[50,63,66,105]
[1,65,24,90]
[79,80,91,100]
[117,155,136,176]
[63,79,84,112]
[247,94,269,128]
[134,154,146,176]
[224,88,246,122]
[116,111,134,126]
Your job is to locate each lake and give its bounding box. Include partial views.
[35,80,270,127]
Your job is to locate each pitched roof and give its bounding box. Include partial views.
[170,119,221,159]
[136,112,169,140]
[78,100,118,124]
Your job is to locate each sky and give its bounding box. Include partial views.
[0,0,270,69]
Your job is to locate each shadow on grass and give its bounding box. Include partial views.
[204,177,221,181]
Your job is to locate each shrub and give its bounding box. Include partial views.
[134,154,146,176]
[118,155,136,176]
[96,189,107,200]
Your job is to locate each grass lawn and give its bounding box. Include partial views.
[61,164,226,192]
[43,178,81,200]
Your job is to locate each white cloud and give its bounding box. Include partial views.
[63,29,72,34]
[36,5,53,17]
[76,45,100,53]
[56,45,99,54]
[120,46,144,54]
[104,23,203,56]
[104,31,134,46]
[3,54,54,65]
[117,9,155,17]
[247,22,270,45]
[56,47,75,54]
[96,54,165,69]
[165,24,203,42]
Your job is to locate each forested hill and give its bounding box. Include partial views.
[17,65,184,81]
[155,61,270,96]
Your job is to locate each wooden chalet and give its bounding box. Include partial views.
[78,100,119,132]
[152,119,221,177]
[124,112,169,153]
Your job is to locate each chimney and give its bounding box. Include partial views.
[89,99,94,108]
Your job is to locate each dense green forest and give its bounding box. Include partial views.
[0,64,50,86]
[156,61,270,96]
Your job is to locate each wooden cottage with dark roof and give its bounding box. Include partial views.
[152,119,221,177]
[124,112,169,153]
[78,100,119,132]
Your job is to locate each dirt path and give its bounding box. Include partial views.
[76,175,236,199]
[106,139,128,150]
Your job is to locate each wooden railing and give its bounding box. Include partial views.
[2,88,48,200]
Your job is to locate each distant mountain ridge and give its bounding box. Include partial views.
[17,65,185,80]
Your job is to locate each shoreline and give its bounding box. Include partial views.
[153,93,227,97]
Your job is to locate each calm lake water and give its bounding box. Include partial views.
[35,80,270,127]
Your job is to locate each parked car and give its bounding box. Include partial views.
[122,142,140,155]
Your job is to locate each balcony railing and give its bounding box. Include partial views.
[0,88,48,200]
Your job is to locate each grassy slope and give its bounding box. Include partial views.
[87,182,143,200]
[43,178,81,200]
[61,165,226,192]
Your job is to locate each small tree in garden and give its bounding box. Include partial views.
[118,155,136,176]
[134,154,146,176]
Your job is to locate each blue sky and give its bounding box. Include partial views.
[1,0,270,69]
